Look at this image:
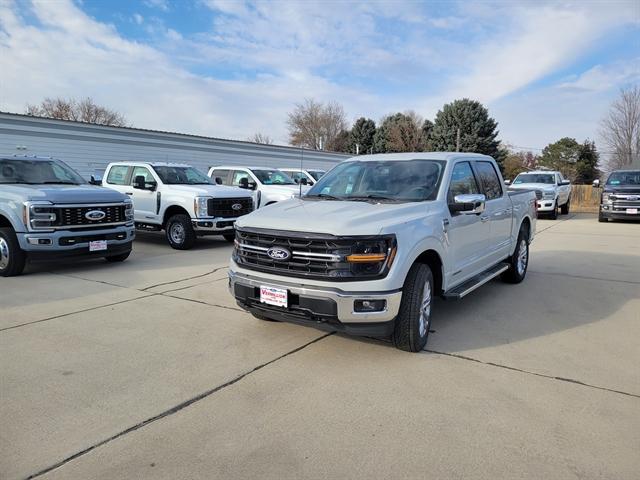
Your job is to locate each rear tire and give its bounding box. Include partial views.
[105,251,131,263]
[392,263,433,352]
[165,214,196,250]
[549,200,558,220]
[502,225,529,284]
[0,227,26,277]
[223,232,236,243]
[560,198,570,215]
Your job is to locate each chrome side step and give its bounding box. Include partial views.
[443,263,509,300]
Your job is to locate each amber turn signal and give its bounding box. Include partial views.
[346,253,387,263]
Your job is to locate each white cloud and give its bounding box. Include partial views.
[133,13,144,25]
[558,59,640,92]
[143,0,169,12]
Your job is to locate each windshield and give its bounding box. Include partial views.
[606,171,640,186]
[308,170,325,181]
[152,166,212,185]
[305,160,445,202]
[513,173,555,185]
[251,169,296,185]
[0,158,85,185]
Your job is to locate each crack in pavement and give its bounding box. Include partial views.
[528,270,640,285]
[25,332,335,480]
[424,349,640,399]
[140,266,227,291]
[534,213,577,235]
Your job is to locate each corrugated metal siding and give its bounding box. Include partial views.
[0,113,349,179]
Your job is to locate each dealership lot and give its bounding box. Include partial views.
[1,214,638,480]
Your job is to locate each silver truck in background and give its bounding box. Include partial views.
[229,152,537,352]
[102,162,254,249]
[0,155,134,277]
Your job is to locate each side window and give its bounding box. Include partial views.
[290,172,304,183]
[474,161,503,200]
[211,169,230,185]
[51,164,78,183]
[130,166,154,185]
[232,170,250,186]
[556,174,562,185]
[106,165,129,185]
[448,162,479,202]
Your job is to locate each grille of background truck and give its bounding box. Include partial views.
[207,198,253,217]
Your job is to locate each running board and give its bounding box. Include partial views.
[443,263,509,300]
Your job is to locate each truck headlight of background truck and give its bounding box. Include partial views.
[194,196,212,218]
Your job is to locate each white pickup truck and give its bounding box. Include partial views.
[509,170,571,219]
[278,167,326,186]
[228,152,537,352]
[103,162,253,249]
[208,166,310,208]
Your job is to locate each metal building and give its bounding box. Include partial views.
[0,112,349,179]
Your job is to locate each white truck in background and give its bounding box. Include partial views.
[278,167,326,186]
[208,166,310,208]
[102,162,253,249]
[509,170,571,219]
[228,152,537,352]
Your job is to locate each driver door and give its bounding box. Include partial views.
[231,169,260,207]
[130,166,159,222]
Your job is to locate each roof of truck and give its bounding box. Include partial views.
[344,152,494,162]
[108,161,191,168]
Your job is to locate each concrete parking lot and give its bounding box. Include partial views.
[1,214,638,480]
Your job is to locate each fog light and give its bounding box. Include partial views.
[354,299,386,312]
[27,238,51,245]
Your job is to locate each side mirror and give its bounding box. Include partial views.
[449,194,486,215]
[592,179,600,188]
[215,177,223,185]
[134,175,156,191]
[248,181,257,190]
[504,179,511,186]
[300,177,308,186]
[239,177,249,189]
[560,180,571,186]
[89,175,102,186]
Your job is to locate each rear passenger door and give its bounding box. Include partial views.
[211,169,231,185]
[473,161,512,263]
[103,165,131,197]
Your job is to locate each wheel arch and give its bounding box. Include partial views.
[162,205,190,228]
[412,249,444,296]
[0,213,14,229]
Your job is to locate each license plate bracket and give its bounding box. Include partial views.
[259,285,288,308]
[626,208,638,214]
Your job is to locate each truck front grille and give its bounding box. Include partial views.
[207,198,253,218]
[233,228,394,281]
[57,205,127,226]
[611,194,640,211]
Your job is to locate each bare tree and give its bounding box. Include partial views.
[600,86,640,171]
[247,133,274,145]
[26,97,128,127]
[287,98,347,150]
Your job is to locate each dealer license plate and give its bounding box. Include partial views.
[89,240,108,252]
[626,208,638,214]
[260,286,288,308]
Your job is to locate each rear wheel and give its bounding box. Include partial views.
[392,263,433,352]
[165,214,196,250]
[502,225,529,284]
[223,232,236,243]
[560,198,570,215]
[0,227,26,277]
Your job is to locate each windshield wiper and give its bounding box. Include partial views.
[42,181,78,185]
[305,193,342,200]
[347,194,397,202]
[0,181,39,184]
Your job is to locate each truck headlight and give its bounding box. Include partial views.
[602,193,613,204]
[542,191,555,199]
[341,235,397,278]
[194,197,211,218]
[124,199,134,221]
[24,201,57,231]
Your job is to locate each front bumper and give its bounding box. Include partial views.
[17,224,135,252]
[191,217,239,234]
[600,204,640,219]
[536,199,556,211]
[228,269,402,337]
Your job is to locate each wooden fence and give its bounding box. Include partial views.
[570,185,601,213]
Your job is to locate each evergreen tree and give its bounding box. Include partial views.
[349,117,376,154]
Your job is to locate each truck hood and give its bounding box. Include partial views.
[165,184,253,198]
[236,198,432,236]
[2,184,128,204]
[262,184,311,196]
[603,185,640,194]
[510,183,556,192]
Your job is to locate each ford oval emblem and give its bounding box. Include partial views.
[85,210,106,221]
[267,246,291,261]
[231,203,243,211]
[628,196,639,201]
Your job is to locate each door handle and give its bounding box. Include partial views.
[125,192,133,195]
[480,216,490,223]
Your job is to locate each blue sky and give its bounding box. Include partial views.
[0,0,638,152]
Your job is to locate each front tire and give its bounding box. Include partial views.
[598,209,608,222]
[392,263,433,352]
[165,214,196,250]
[105,251,131,263]
[560,198,570,215]
[502,226,529,284]
[0,227,26,277]
[549,200,558,220]
[223,232,236,243]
